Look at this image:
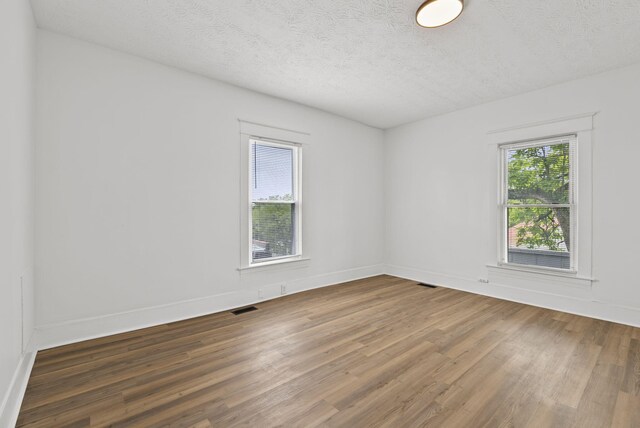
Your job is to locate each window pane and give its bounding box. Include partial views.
[251,142,294,202]
[507,143,570,204]
[507,207,570,269]
[252,203,295,261]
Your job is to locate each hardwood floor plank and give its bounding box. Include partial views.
[612,391,640,427]
[574,362,625,428]
[622,338,640,396]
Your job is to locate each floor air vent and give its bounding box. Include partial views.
[231,306,258,315]
[418,283,438,289]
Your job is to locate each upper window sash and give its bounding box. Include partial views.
[500,135,577,207]
[249,139,300,204]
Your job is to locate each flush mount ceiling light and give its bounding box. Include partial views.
[416,0,464,28]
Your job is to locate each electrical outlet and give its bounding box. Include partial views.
[478,278,490,284]
[258,288,263,299]
[280,284,287,295]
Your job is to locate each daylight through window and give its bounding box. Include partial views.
[249,139,301,264]
[501,135,576,270]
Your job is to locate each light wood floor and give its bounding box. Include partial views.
[17,275,640,427]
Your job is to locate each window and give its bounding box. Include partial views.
[500,135,576,270]
[249,139,301,264]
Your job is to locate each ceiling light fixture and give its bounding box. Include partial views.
[416,0,464,28]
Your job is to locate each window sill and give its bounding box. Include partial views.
[238,256,310,273]
[486,263,595,288]
[495,262,579,277]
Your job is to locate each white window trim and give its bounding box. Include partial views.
[486,112,595,286]
[238,120,309,270]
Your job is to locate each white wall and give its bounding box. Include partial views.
[385,62,640,326]
[33,27,640,352]
[35,31,385,347]
[0,0,36,422]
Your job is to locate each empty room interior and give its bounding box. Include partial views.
[3,0,640,426]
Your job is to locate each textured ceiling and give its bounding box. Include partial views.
[31,0,640,129]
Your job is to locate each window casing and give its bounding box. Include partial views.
[248,139,301,265]
[499,135,577,271]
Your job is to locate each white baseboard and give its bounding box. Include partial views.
[385,264,640,328]
[32,264,385,351]
[0,351,36,428]
[31,262,640,352]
